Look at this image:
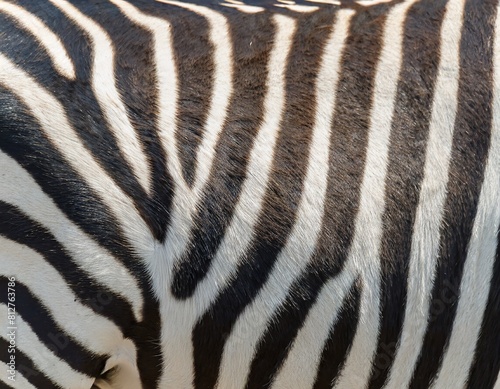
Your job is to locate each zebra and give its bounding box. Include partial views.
[0,0,499,387]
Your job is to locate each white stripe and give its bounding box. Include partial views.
[155,11,295,389]
[195,12,295,319]
[271,273,357,389]
[217,10,354,389]
[0,237,124,354]
[0,360,37,389]
[333,2,415,387]
[0,54,149,321]
[109,0,183,190]
[0,2,75,79]
[495,370,500,389]
[274,4,320,12]
[385,0,466,387]
[220,2,265,13]
[0,152,143,319]
[0,304,93,389]
[356,0,393,6]
[48,0,152,194]
[156,0,234,197]
[431,5,500,387]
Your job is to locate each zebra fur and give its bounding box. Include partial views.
[0,0,499,388]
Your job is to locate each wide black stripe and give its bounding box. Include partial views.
[0,201,136,332]
[367,1,447,387]
[0,337,60,389]
[170,10,273,300]
[0,276,107,377]
[168,7,213,187]
[409,0,497,387]
[312,279,362,389]
[466,228,500,389]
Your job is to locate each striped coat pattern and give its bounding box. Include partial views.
[0,0,499,388]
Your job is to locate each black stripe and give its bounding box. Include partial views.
[466,228,500,389]
[168,7,213,187]
[243,3,393,382]
[0,201,136,331]
[0,10,63,91]
[0,88,163,389]
[409,0,497,387]
[301,3,387,384]
[0,89,142,280]
[312,279,362,389]
[0,337,60,389]
[367,1,447,387]
[11,0,167,239]
[0,277,107,377]
[72,0,174,241]
[245,270,328,389]
[170,10,274,300]
[190,10,342,389]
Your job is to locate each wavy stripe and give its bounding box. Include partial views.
[110,0,181,192]
[195,12,295,317]
[217,10,354,389]
[0,53,148,321]
[385,0,466,386]
[0,2,75,79]
[156,0,234,273]
[48,0,152,194]
[156,0,235,197]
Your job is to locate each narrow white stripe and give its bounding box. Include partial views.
[333,2,416,388]
[0,237,124,354]
[274,4,320,12]
[217,11,354,389]
[305,0,341,5]
[0,2,75,79]
[431,5,500,387]
[0,54,150,321]
[0,152,144,319]
[356,0,393,6]
[158,0,234,197]
[495,370,500,389]
[195,12,295,317]
[0,361,37,389]
[109,0,184,190]
[220,2,265,13]
[271,273,357,389]
[155,11,295,389]
[385,0,466,387]
[0,305,93,389]
[48,0,152,194]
